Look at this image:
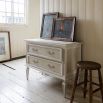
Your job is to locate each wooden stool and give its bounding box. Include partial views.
[70,61,103,103]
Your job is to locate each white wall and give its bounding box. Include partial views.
[0,0,40,58]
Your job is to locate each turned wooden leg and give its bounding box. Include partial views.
[89,70,93,103]
[26,67,29,80]
[62,81,67,98]
[70,68,80,103]
[84,69,88,98]
[98,69,103,103]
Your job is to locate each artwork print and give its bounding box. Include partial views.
[42,15,55,38]
[40,12,59,39]
[0,37,5,55]
[54,20,73,38]
[53,17,76,41]
[0,31,11,62]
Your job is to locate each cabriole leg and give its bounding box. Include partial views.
[26,67,29,80]
[62,80,67,98]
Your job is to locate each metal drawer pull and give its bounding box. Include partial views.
[32,48,38,52]
[48,64,55,69]
[48,51,55,55]
[33,60,39,63]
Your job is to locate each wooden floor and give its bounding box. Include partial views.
[0,58,101,103]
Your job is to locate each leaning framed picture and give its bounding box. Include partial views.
[40,12,59,39]
[52,17,76,41]
[0,31,11,62]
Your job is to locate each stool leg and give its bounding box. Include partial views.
[84,69,88,98]
[89,70,93,103]
[98,69,103,103]
[70,68,79,103]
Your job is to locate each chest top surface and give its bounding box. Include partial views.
[25,38,81,49]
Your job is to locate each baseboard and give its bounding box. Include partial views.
[0,55,26,63]
[11,55,26,60]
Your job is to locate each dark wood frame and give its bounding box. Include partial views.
[40,12,59,39]
[0,31,11,62]
[52,17,76,42]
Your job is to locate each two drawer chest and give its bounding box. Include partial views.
[26,39,81,97]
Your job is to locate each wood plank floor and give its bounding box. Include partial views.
[0,58,101,103]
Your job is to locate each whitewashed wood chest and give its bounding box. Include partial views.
[26,39,81,97]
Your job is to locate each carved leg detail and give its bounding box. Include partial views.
[62,81,67,98]
[26,67,29,80]
[70,68,79,103]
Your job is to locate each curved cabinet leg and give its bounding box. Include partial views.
[62,81,67,98]
[26,67,29,80]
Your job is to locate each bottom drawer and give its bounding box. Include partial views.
[27,55,63,76]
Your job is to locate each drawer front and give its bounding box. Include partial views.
[27,44,63,62]
[27,55,63,76]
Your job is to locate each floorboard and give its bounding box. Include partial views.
[0,58,101,103]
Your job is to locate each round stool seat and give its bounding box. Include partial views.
[77,61,101,70]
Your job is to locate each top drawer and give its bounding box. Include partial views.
[27,44,63,62]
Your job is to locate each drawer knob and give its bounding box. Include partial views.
[48,51,55,55]
[32,48,38,52]
[33,60,38,63]
[48,64,55,69]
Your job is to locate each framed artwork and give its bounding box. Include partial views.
[40,12,59,39]
[0,31,11,62]
[52,17,76,41]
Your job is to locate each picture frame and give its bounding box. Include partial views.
[40,12,59,39]
[0,31,11,62]
[52,17,76,41]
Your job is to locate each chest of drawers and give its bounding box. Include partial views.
[26,39,81,97]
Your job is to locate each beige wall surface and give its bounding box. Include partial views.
[0,0,40,58]
[41,0,103,77]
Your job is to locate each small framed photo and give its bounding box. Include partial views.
[0,31,11,62]
[52,17,76,41]
[40,12,59,39]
